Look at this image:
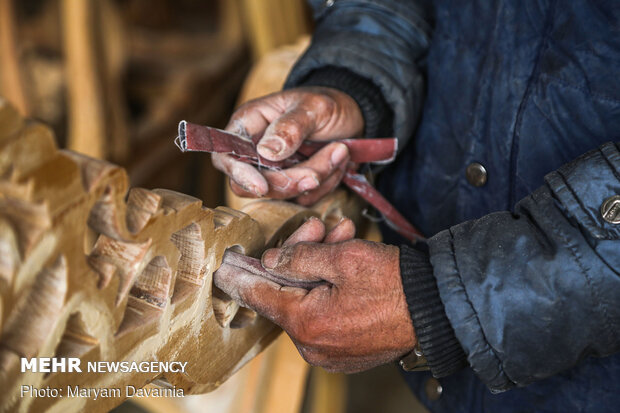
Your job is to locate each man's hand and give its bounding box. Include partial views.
[213,218,416,373]
[212,87,364,205]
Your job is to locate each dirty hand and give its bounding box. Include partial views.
[214,217,416,373]
[212,87,364,205]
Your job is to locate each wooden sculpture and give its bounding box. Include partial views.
[0,98,360,412]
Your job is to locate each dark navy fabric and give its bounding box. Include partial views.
[403,354,620,413]
[286,0,620,411]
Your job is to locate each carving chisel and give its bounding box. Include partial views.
[216,249,326,289]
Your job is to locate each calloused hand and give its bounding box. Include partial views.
[213,217,416,373]
[212,87,364,205]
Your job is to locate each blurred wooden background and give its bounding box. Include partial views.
[0,0,311,207]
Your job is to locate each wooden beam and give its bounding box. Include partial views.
[98,0,130,163]
[0,0,30,115]
[61,0,107,159]
[240,0,310,59]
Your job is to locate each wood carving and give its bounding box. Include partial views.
[0,98,359,412]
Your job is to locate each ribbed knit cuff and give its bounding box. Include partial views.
[400,244,468,377]
[292,66,394,138]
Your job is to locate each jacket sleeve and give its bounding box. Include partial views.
[428,142,620,392]
[285,0,433,150]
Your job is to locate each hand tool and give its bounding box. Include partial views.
[175,120,424,241]
[216,250,326,289]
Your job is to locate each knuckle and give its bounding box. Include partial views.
[276,118,304,143]
[298,166,320,180]
[286,166,319,187]
[335,240,365,266]
[346,239,368,254]
[264,170,295,192]
[348,238,366,248]
[305,94,335,115]
[235,99,260,115]
[229,106,251,124]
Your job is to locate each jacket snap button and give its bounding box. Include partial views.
[324,0,335,6]
[424,377,443,401]
[466,162,487,187]
[601,195,620,224]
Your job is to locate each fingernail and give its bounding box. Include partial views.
[258,138,284,157]
[330,143,348,166]
[262,249,280,269]
[298,176,320,192]
[247,182,265,197]
[235,180,265,197]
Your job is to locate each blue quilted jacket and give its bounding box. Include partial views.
[285,0,620,411]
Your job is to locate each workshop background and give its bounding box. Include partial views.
[0,0,428,412]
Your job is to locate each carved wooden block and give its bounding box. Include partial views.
[0,98,358,412]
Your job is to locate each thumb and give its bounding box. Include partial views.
[257,106,318,161]
[261,243,341,284]
[213,261,306,328]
